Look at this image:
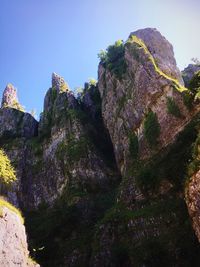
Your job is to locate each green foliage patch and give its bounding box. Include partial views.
[56,135,89,163]
[98,40,126,79]
[144,111,160,148]
[129,132,139,159]
[189,70,200,99]
[166,97,182,118]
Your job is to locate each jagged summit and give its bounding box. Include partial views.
[52,72,69,93]
[130,28,184,84]
[1,83,24,111]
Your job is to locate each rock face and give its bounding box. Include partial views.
[1,83,23,111]
[98,28,199,175]
[182,64,200,87]
[0,108,38,139]
[52,72,69,93]
[1,29,200,267]
[0,204,39,267]
[1,73,117,211]
[130,28,184,84]
[0,84,38,139]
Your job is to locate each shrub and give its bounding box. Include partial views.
[136,166,160,192]
[129,132,139,159]
[166,97,182,118]
[0,149,16,185]
[144,111,160,147]
[98,40,126,79]
[183,91,193,110]
[189,70,200,98]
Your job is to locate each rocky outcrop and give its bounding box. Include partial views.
[1,83,23,111]
[0,200,39,267]
[0,108,38,139]
[0,74,118,210]
[1,28,200,267]
[130,28,184,84]
[0,84,38,139]
[182,64,200,87]
[98,28,200,175]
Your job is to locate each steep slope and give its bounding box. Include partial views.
[1,28,200,267]
[91,28,200,266]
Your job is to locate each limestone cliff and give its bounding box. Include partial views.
[1,28,200,267]
[0,199,39,267]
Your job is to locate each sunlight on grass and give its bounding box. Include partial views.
[0,197,24,224]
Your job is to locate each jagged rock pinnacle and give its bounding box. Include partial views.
[1,84,23,111]
[130,28,184,84]
[52,72,69,93]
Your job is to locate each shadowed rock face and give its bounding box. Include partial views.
[186,170,200,242]
[0,205,39,267]
[0,84,38,139]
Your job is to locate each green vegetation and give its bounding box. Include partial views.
[56,135,89,163]
[129,132,139,159]
[0,149,16,185]
[94,196,198,267]
[98,40,126,79]
[188,133,200,177]
[166,97,182,118]
[144,111,160,148]
[25,187,117,267]
[183,91,194,110]
[189,70,200,99]
[128,114,199,194]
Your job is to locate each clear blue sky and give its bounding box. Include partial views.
[0,0,200,116]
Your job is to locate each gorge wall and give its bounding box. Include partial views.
[1,28,200,267]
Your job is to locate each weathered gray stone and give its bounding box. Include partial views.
[0,204,39,267]
[1,84,24,111]
[52,72,69,93]
[130,28,184,84]
[0,108,38,139]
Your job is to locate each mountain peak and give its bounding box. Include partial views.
[1,83,24,111]
[52,72,69,93]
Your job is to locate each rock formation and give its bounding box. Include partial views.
[1,28,200,267]
[0,199,39,267]
[98,28,199,175]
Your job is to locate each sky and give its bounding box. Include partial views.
[0,0,200,117]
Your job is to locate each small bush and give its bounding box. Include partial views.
[98,40,126,79]
[183,91,193,110]
[166,97,182,118]
[129,132,139,159]
[136,166,160,192]
[144,111,160,148]
[189,70,200,93]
